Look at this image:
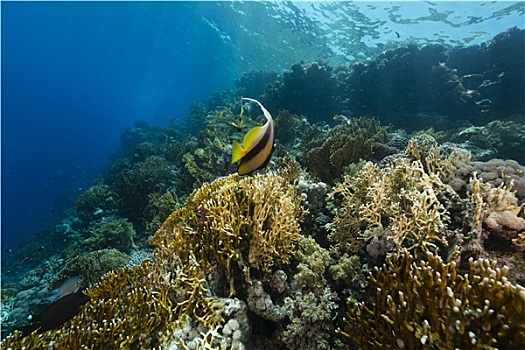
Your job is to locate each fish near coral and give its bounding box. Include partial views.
[231,97,275,175]
[45,275,85,303]
[17,291,90,337]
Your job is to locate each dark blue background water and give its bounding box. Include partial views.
[2,1,523,250]
[2,2,233,249]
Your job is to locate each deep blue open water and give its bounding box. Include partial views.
[2,1,524,256]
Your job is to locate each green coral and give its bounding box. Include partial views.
[181,135,231,186]
[301,117,389,184]
[113,155,173,221]
[131,141,156,162]
[143,190,182,238]
[328,252,368,289]
[280,236,346,350]
[282,288,341,350]
[273,110,310,146]
[338,249,525,349]
[58,248,130,286]
[82,218,136,253]
[75,185,118,224]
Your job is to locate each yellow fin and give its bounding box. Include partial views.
[231,140,245,164]
[242,126,262,149]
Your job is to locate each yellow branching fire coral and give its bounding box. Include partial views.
[2,260,177,349]
[150,171,306,291]
[468,172,525,249]
[337,249,525,349]
[330,157,453,257]
[2,171,305,349]
[406,138,469,181]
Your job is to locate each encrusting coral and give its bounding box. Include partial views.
[337,249,525,349]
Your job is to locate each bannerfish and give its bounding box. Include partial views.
[46,275,85,303]
[231,97,275,176]
[18,291,90,337]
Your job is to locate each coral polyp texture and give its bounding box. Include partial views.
[338,249,525,349]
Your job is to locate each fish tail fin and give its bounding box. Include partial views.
[231,141,245,164]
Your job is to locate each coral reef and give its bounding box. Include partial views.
[143,190,182,238]
[82,218,136,253]
[279,236,345,350]
[235,70,279,99]
[260,28,524,132]
[113,155,175,224]
[75,185,119,224]
[273,110,310,147]
[2,27,524,350]
[181,135,231,185]
[58,248,130,286]
[448,27,525,117]
[264,61,344,123]
[299,117,390,184]
[2,261,176,349]
[449,120,525,163]
[150,171,306,292]
[338,249,525,349]
[118,121,164,158]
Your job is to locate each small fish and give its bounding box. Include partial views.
[46,276,85,303]
[20,246,45,263]
[229,133,244,142]
[235,104,246,131]
[333,114,349,123]
[17,291,90,337]
[231,98,275,176]
[213,121,232,129]
[395,31,400,39]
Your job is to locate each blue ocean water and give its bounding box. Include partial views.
[1,1,524,250]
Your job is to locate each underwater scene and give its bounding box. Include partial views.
[1,1,525,349]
